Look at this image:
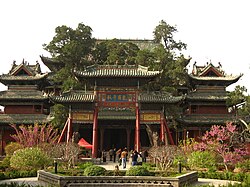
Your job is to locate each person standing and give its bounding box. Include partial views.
[132,150,138,166]
[109,148,114,161]
[121,148,127,169]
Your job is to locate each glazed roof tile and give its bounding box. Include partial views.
[177,114,236,125]
[50,91,95,103]
[0,74,48,81]
[192,63,224,76]
[188,74,242,81]
[186,95,228,101]
[139,93,183,103]
[74,65,160,78]
[0,114,52,124]
[0,90,48,100]
[9,61,42,75]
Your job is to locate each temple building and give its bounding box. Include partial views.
[0,61,52,155]
[46,63,182,158]
[177,62,242,141]
[0,59,242,157]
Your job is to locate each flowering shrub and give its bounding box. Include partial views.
[10,124,58,147]
[194,122,248,171]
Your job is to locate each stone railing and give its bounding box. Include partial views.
[38,170,198,187]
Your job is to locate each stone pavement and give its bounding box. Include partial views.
[98,160,132,170]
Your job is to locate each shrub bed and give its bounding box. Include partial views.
[0,170,37,180]
[198,171,250,183]
[125,166,150,176]
[83,165,106,176]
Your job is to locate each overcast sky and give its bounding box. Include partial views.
[0,0,250,92]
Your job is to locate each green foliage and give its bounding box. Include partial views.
[141,162,156,171]
[173,155,188,170]
[187,150,216,170]
[0,183,38,187]
[0,156,11,170]
[4,142,23,156]
[93,39,140,65]
[235,159,250,171]
[51,104,68,130]
[153,20,187,51]
[43,23,95,91]
[78,162,94,171]
[0,169,37,180]
[198,171,250,183]
[10,147,51,170]
[238,95,250,116]
[83,165,106,176]
[227,85,246,107]
[125,166,150,176]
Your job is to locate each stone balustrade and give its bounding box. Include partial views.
[38,170,198,187]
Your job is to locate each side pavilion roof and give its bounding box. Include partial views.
[189,62,242,86]
[0,61,48,85]
[0,114,52,124]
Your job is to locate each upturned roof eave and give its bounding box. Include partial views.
[49,95,96,104]
[176,118,237,125]
[40,56,64,72]
[185,96,228,101]
[188,74,242,82]
[0,114,52,124]
[0,74,49,85]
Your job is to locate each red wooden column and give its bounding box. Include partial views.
[160,113,165,144]
[92,104,98,158]
[66,118,73,143]
[135,103,140,152]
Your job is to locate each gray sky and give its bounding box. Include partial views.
[0,0,250,92]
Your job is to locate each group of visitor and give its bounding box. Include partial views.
[130,149,148,166]
[101,147,148,169]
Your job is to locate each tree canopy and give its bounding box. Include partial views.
[43,20,190,93]
[43,23,95,91]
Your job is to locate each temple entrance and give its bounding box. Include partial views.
[103,129,127,150]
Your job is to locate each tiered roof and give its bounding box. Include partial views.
[0,89,48,103]
[0,60,48,85]
[0,114,52,124]
[177,114,236,125]
[189,62,242,86]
